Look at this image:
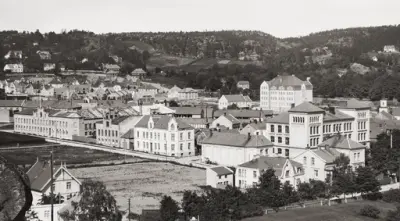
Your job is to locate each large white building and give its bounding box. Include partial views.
[178,88,198,100]
[134,115,195,157]
[218,94,252,110]
[260,74,313,113]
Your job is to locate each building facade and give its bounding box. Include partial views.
[218,94,252,110]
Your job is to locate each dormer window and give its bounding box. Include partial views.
[170,123,175,131]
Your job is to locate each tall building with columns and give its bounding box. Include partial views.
[260,74,313,113]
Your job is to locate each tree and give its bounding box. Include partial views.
[59,180,122,221]
[257,169,286,212]
[181,191,203,219]
[227,103,239,110]
[160,195,179,221]
[331,155,357,200]
[282,182,299,205]
[355,166,381,195]
[168,100,179,107]
[386,206,400,221]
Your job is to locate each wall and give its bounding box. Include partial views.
[31,203,65,221]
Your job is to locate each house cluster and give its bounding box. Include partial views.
[3,50,56,73]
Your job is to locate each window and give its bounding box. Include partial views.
[66,182,71,190]
[278,148,282,154]
[253,171,257,178]
[278,137,282,143]
[285,137,289,145]
[188,132,191,139]
[270,136,275,142]
[278,125,282,133]
[180,143,183,150]
[171,144,175,151]
[303,157,307,165]
[164,144,167,150]
[285,149,289,157]
[270,125,275,132]
[137,131,139,138]
[171,134,175,141]
[285,126,289,133]
[357,152,360,160]
[285,170,290,177]
[52,184,55,191]
[354,153,357,161]
[219,175,221,179]
[188,143,191,149]
[180,133,183,140]
[314,170,319,177]
[44,210,50,218]
[311,157,315,166]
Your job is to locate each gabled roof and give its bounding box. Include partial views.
[121,129,135,139]
[171,107,203,115]
[313,148,342,164]
[202,132,272,148]
[111,115,131,125]
[323,111,354,122]
[0,100,24,107]
[266,112,289,124]
[265,74,312,90]
[222,94,248,103]
[318,136,365,150]
[210,166,233,176]
[135,115,193,130]
[179,88,197,93]
[237,80,250,85]
[338,98,371,110]
[238,156,302,177]
[245,122,266,130]
[16,108,36,115]
[219,114,241,124]
[131,68,146,74]
[289,102,325,113]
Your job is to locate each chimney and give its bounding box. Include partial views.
[290,103,295,108]
[224,112,227,116]
[307,77,311,82]
[247,132,251,141]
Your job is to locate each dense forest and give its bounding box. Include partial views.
[1,25,400,100]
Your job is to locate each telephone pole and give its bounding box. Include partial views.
[50,150,54,221]
[128,198,131,221]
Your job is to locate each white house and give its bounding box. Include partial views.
[168,85,182,99]
[4,63,24,73]
[210,113,241,130]
[236,156,304,189]
[239,123,267,136]
[383,45,399,53]
[44,63,56,71]
[4,50,22,59]
[237,81,250,90]
[218,94,252,110]
[201,132,273,166]
[134,115,195,157]
[178,88,199,100]
[137,84,158,97]
[260,74,313,113]
[206,166,234,189]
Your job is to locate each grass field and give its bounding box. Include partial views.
[69,162,206,213]
[0,131,46,147]
[242,200,397,221]
[0,145,139,166]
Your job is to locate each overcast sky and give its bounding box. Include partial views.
[1,0,399,38]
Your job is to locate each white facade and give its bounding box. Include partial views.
[218,95,252,110]
[96,116,142,148]
[178,88,199,100]
[4,64,24,73]
[260,75,313,113]
[206,166,234,188]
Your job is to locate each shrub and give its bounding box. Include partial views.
[359,205,380,219]
[382,189,400,203]
[361,192,382,201]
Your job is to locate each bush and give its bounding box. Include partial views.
[361,192,382,201]
[359,205,380,219]
[382,189,400,203]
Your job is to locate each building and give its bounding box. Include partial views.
[214,109,273,123]
[96,115,142,148]
[0,100,24,122]
[102,64,120,73]
[206,166,234,188]
[4,63,24,73]
[134,115,195,157]
[383,45,399,53]
[236,156,304,189]
[218,94,252,110]
[4,50,22,59]
[240,123,267,136]
[260,74,313,113]
[171,107,213,119]
[137,84,158,97]
[43,63,56,71]
[178,88,198,100]
[37,50,52,60]
[131,68,146,78]
[201,132,273,166]
[392,107,400,120]
[237,81,250,90]
[211,113,241,130]
[131,104,175,115]
[168,85,182,99]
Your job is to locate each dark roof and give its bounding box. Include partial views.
[15,108,35,115]
[0,100,24,107]
[245,122,267,130]
[141,209,161,221]
[112,115,131,125]
[214,109,273,118]
[391,107,400,117]
[171,107,203,115]
[318,135,365,150]
[338,98,371,110]
[121,129,135,139]
[202,132,272,148]
[222,94,248,102]
[221,114,241,124]
[27,161,61,192]
[238,156,303,177]
[266,112,289,124]
[289,102,325,113]
[210,166,233,176]
[265,74,312,90]
[135,115,193,130]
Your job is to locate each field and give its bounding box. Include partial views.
[243,200,397,221]
[69,162,206,213]
[0,131,46,147]
[0,145,139,166]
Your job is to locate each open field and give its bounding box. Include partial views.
[0,131,47,147]
[0,145,140,166]
[69,162,206,213]
[243,200,397,221]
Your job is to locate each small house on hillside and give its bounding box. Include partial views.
[206,166,234,188]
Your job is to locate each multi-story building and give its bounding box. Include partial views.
[134,115,195,157]
[206,166,234,189]
[260,74,313,113]
[3,64,24,73]
[178,88,198,100]
[4,50,22,59]
[218,94,252,110]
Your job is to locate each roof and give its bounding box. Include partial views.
[138,84,158,90]
[319,135,365,150]
[27,161,62,192]
[265,74,312,90]
[266,112,289,124]
[121,129,135,139]
[171,107,203,115]
[111,115,131,125]
[392,107,400,117]
[214,109,272,118]
[245,122,266,130]
[220,114,241,124]
[15,108,36,115]
[238,156,302,177]
[237,81,250,85]
[313,148,342,164]
[323,111,354,122]
[131,68,146,74]
[0,100,24,107]
[338,98,371,110]
[202,132,272,148]
[222,94,249,103]
[135,115,193,130]
[289,102,325,113]
[376,111,396,121]
[210,166,233,176]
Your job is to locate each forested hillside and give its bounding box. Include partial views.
[1,25,400,100]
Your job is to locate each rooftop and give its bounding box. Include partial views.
[265,74,312,90]
[135,115,193,130]
[210,166,233,176]
[323,111,354,122]
[27,161,62,192]
[289,102,325,113]
[202,132,272,148]
[313,148,342,164]
[266,112,290,124]
[318,135,365,150]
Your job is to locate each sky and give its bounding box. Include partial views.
[0,0,400,38]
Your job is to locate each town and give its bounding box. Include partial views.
[1,22,400,221]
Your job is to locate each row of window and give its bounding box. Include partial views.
[293,116,305,123]
[137,141,192,152]
[303,156,316,166]
[84,123,96,130]
[358,112,367,118]
[358,132,367,141]
[309,137,320,147]
[309,116,320,123]
[358,121,367,130]
[270,125,290,133]
[310,126,320,135]
[15,117,72,128]
[270,136,290,145]
[97,129,119,137]
[353,152,361,161]
[137,130,192,141]
[16,125,69,135]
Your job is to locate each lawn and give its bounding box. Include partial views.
[69,162,206,213]
[0,131,46,147]
[242,200,397,221]
[0,145,139,166]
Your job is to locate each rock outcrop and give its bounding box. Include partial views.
[0,155,32,221]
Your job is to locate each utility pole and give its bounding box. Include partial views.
[128,198,131,221]
[50,150,54,221]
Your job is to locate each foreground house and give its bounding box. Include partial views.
[201,132,273,166]
[206,166,234,188]
[134,115,195,157]
[236,156,304,189]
